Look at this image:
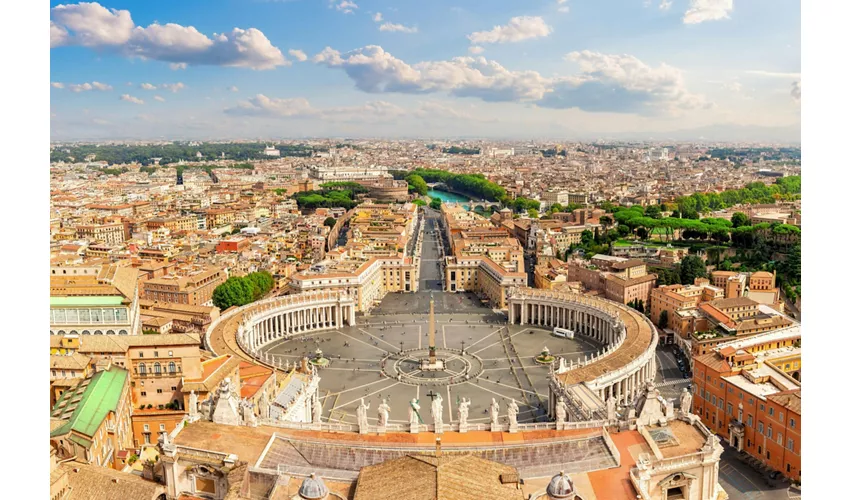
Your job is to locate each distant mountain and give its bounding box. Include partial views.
[602,123,801,144]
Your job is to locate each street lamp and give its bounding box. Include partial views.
[461,340,465,355]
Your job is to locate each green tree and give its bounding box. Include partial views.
[528,208,539,219]
[645,205,662,219]
[405,174,428,196]
[323,217,337,228]
[659,310,669,329]
[549,203,564,214]
[680,255,708,285]
[430,197,442,210]
[731,212,750,228]
[412,199,426,207]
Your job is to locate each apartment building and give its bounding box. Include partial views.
[75,223,125,245]
[141,267,226,306]
[50,264,141,336]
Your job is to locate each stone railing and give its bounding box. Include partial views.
[602,426,621,467]
[174,444,234,463]
[256,417,616,434]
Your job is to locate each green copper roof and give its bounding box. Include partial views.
[50,366,128,441]
[50,296,124,306]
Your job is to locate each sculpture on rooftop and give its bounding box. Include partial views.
[189,390,198,420]
[555,397,567,429]
[680,387,693,417]
[507,399,519,432]
[607,395,617,421]
[356,398,370,434]
[377,398,391,428]
[458,397,471,427]
[490,398,500,430]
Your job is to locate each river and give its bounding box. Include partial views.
[426,189,471,209]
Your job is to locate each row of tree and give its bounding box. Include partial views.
[212,271,275,310]
[51,143,320,165]
[672,177,800,218]
[407,169,507,201]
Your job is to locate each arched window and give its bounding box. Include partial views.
[154,363,161,375]
[139,363,147,375]
[168,362,176,374]
[57,330,66,335]
[69,330,78,335]
[106,330,116,335]
[94,330,103,335]
[119,329,128,335]
[82,330,91,335]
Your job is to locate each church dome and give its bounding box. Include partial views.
[546,471,576,499]
[298,473,329,500]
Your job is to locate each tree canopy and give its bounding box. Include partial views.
[212,271,275,310]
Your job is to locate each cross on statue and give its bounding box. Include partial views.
[425,390,439,402]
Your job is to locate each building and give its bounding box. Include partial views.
[264,145,281,157]
[138,299,220,333]
[50,449,166,500]
[692,327,801,480]
[141,267,226,306]
[50,365,134,469]
[566,256,658,307]
[307,164,390,181]
[75,223,125,245]
[50,264,141,336]
[649,278,724,342]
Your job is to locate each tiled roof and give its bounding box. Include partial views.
[50,366,128,439]
[60,462,165,500]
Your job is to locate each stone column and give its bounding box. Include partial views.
[349,304,356,326]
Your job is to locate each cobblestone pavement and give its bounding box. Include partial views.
[718,442,796,500]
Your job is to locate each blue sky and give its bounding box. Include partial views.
[49,1,801,141]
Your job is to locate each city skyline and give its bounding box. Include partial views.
[50,0,801,142]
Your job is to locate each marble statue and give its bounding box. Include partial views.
[200,398,212,421]
[507,399,519,430]
[409,399,421,426]
[258,391,269,420]
[555,397,567,428]
[458,397,471,427]
[489,398,500,428]
[312,395,322,425]
[242,401,257,427]
[607,396,617,421]
[189,390,198,419]
[356,399,370,432]
[377,398,391,428]
[680,387,693,416]
[431,393,444,427]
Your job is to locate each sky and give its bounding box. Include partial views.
[49,0,801,142]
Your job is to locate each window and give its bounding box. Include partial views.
[139,352,144,358]
[780,412,784,422]
[139,363,147,375]
[778,433,783,446]
[767,450,771,460]
[52,370,56,377]
[790,418,796,429]
[157,389,163,394]
[160,424,166,431]
[727,403,733,415]
[719,398,724,409]
[154,351,159,358]
[769,407,774,417]
[168,350,173,357]
[748,398,754,405]
[143,424,150,431]
[171,386,177,391]
[788,438,795,452]
[141,391,147,396]
[767,426,773,438]
[739,392,743,399]
[760,403,765,411]
[720,382,725,389]
[169,362,176,374]
[154,363,161,375]
[758,422,764,434]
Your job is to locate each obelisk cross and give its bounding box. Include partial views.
[428,292,437,363]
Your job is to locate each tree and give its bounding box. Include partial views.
[430,197,442,210]
[680,255,708,285]
[528,208,539,219]
[580,230,594,246]
[274,188,287,196]
[731,212,750,228]
[412,199,426,207]
[323,217,337,228]
[645,205,662,219]
[659,310,669,329]
[549,203,564,214]
[405,174,428,196]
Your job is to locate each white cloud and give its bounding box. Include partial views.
[50,2,288,70]
[51,82,65,89]
[140,83,157,90]
[469,46,485,55]
[313,45,550,102]
[745,70,801,79]
[722,81,742,92]
[332,1,358,14]
[379,22,418,33]
[289,49,308,62]
[538,50,712,115]
[683,0,733,24]
[120,94,144,104]
[154,95,166,102]
[557,0,570,13]
[791,81,801,103]
[68,81,112,92]
[373,12,383,22]
[228,86,239,92]
[169,63,187,70]
[659,0,673,11]
[468,16,552,44]
[161,83,185,93]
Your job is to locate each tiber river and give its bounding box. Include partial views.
[426,189,471,210]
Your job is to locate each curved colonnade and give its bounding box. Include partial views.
[507,288,658,420]
[205,291,356,368]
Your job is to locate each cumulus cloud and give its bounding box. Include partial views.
[557,0,570,14]
[791,81,801,103]
[468,16,551,44]
[468,46,485,55]
[68,81,112,92]
[228,86,239,92]
[154,95,166,102]
[683,0,733,24]
[722,81,742,92]
[170,63,187,70]
[659,0,673,10]
[373,12,383,22]
[313,45,549,102]
[332,1,358,14]
[140,83,157,90]
[379,22,418,33]
[120,94,144,104]
[51,82,65,89]
[161,83,185,93]
[50,2,288,70]
[289,49,308,62]
[537,50,712,115]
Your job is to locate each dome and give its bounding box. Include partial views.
[298,473,329,500]
[546,471,576,499]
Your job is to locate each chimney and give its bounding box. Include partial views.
[435,437,442,458]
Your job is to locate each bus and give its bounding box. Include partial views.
[553,327,574,339]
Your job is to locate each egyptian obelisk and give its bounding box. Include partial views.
[428,292,437,364]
